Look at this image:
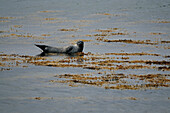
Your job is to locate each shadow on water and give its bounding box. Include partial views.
[36,52,85,64]
[36,52,84,57]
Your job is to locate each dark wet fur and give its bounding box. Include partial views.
[35,41,84,54]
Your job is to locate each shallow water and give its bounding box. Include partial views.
[0,0,170,113]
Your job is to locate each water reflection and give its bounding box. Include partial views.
[36,52,85,64]
[36,52,84,57]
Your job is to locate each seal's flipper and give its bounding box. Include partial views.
[65,46,74,53]
[35,44,48,52]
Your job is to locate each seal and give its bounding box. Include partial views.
[35,41,84,54]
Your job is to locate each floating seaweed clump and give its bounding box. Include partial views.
[149,32,167,35]
[0,33,45,39]
[52,71,170,90]
[151,20,170,23]
[102,39,158,45]
[58,28,78,31]
[93,30,169,45]
[0,17,16,19]
[0,52,169,90]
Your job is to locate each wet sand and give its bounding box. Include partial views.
[0,0,170,113]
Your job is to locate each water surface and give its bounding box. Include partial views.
[0,0,170,113]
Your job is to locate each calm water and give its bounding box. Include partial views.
[0,0,170,113]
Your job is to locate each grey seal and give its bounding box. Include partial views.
[35,41,84,54]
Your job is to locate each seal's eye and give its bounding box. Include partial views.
[77,41,84,46]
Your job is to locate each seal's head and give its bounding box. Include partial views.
[76,41,84,52]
